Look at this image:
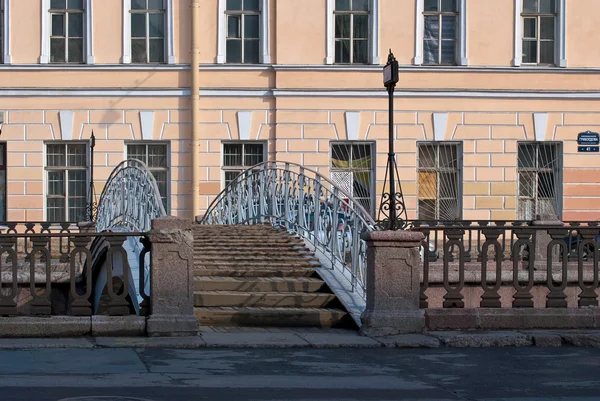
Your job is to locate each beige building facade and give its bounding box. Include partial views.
[1,0,599,224]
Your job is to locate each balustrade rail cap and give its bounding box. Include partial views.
[151,216,193,230]
[361,230,424,243]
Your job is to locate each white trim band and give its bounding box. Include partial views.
[0,88,190,97]
[40,0,50,64]
[86,0,94,64]
[2,0,10,64]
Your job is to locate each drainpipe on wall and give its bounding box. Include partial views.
[191,0,201,218]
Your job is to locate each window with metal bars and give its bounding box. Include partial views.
[46,143,88,222]
[0,2,4,64]
[131,0,165,63]
[330,142,375,215]
[0,143,6,221]
[417,142,462,221]
[226,0,260,64]
[222,142,266,187]
[126,143,169,212]
[522,0,556,65]
[423,0,458,65]
[517,142,562,220]
[334,0,369,64]
[50,0,85,63]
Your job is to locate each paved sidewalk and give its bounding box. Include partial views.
[0,327,598,348]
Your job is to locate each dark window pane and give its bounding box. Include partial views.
[68,144,86,166]
[244,39,259,63]
[540,41,554,64]
[131,13,146,37]
[225,171,240,186]
[352,0,369,11]
[354,14,369,39]
[50,38,66,62]
[523,0,537,13]
[132,0,146,10]
[228,16,240,38]
[418,199,437,220]
[68,0,83,9]
[424,0,438,12]
[518,144,536,167]
[226,0,242,10]
[47,198,65,222]
[132,38,147,62]
[127,145,147,163]
[441,40,455,64]
[152,170,168,198]
[68,38,83,62]
[226,39,242,63]
[522,40,537,63]
[149,13,164,37]
[538,144,556,168]
[244,144,264,166]
[523,17,536,38]
[540,16,555,39]
[441,15,456,39]
[519,172,535,196]
[149,38,164,62]
[52,14,65,36]
[148,145,167,167]
[335,0,350,11]
[244,0,260,11]
[48,171,65,195]
[424,15,439,40]
[353,39,368,63]
[51,0,66,9]
[148,0,163,9]
[439,145,457,168]
[68,171,86,196]
[68,12,83,37]
[538,172,555,198]
[423,40,439,64]
[439,172,459,200]
[418,145,436,168]
[335,40,350,63]
[441,0,457,12]
[335,14,350,38]
[539,0,555,13]
[244,14,259,39]
[47,145,65,166]
[224,144,243,166]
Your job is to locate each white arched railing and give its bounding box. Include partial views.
[197,161,378,302]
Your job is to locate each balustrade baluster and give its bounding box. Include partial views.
[420,229,431,308]
[442,229,465,308]
[30,236,52,316]
[512,229,535,308]
[577,229,599,307]
[480,228,502,308]
[69,235,93,316]
[546,229,569,308]
[104,235,131,316]
[0,237,18,316]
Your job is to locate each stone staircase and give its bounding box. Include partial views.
[193,224,354,328]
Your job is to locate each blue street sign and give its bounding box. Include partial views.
[577,131,600,146]
[578,146,599,153]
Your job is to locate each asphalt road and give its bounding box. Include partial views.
[0,347,598,400]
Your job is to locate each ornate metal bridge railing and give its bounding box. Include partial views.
[198,161,379,301]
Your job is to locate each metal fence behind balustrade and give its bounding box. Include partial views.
[410,220,600,309]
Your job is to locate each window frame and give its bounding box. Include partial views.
[123,0,175,64]
[0,142,7,221]
[49,0,85,64]
[126,141,171,213]
[414,0,467,66]
[513,0,566,67]
[330,141,376,216]
[326,0,379,65]
[41,0,92,64]
[221,141,267,188]
[520,0,557,66]
[333,0,370,65]
[130,0,166,64]
[422,0,459,66]
[516,141,563,220]
[416,141,463,221]
[44,141,89,223]
[217,0,270,64]
[224,0,261,64]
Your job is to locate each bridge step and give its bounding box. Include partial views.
[193,224,354,329]
[194,291,337,308]
[194,269,318,278]
[194,307,352,328]
[194,276,327,292]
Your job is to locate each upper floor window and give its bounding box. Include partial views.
[423,0,458,65]
[226,0,260,64]
[417,142,462,221]
[334,0,369,64]
[222,142,265,187]
[0,1,4,64]
[127,143,169,212]
[131,0,165,63]
[522,0,556,65]
[517,142,561,220]
[46,143,88,222]
[50,0,84,63]
[330,142,375,215]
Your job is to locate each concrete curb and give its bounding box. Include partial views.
[0,329,596,349]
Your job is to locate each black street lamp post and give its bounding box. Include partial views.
[377,50,408,231]
[87,130,97,222]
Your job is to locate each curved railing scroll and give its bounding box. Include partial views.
[198,161,378,301]
[93,159,167,315]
